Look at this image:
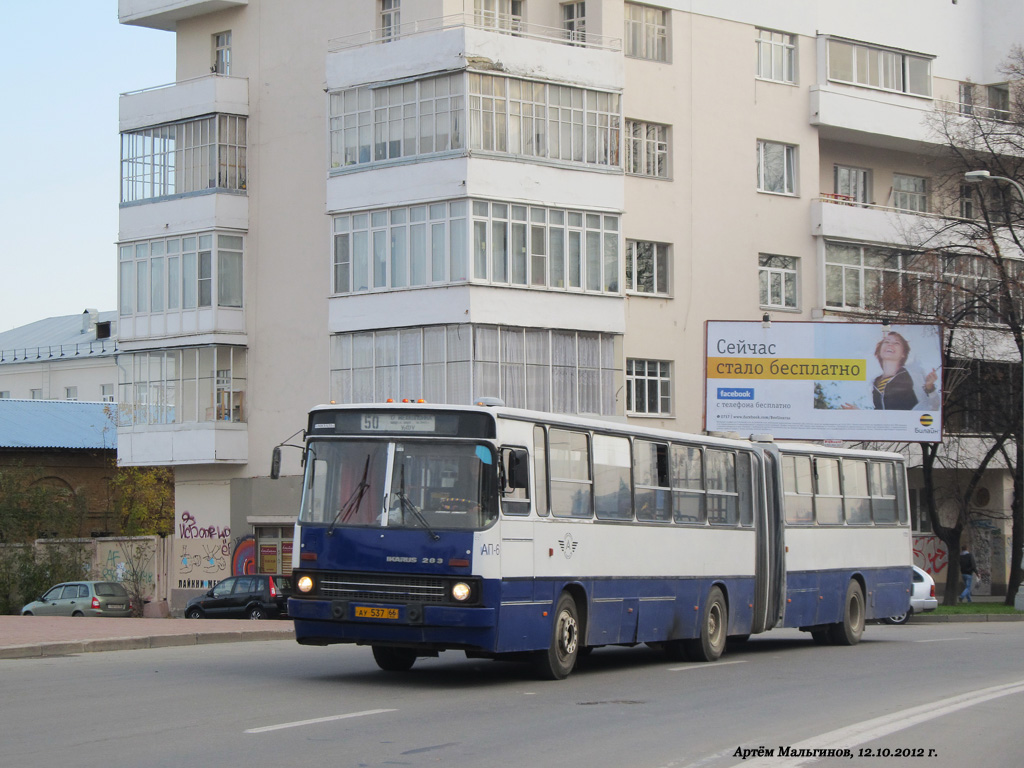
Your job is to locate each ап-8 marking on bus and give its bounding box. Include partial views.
[282,402,912,679]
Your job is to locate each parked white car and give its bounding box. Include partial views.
[885,565,938,624]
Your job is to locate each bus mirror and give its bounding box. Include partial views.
[270,446,282,479]
[507,449,530,490]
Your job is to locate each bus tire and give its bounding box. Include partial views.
[685,586,727,662]
[534,592,581,680]
[828,580,865,646]
[372,645,417,672]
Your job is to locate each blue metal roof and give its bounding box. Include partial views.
[0,400,117,450]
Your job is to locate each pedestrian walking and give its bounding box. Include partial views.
[959,546,977,603]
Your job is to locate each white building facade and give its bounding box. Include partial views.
[115,0,1024,610]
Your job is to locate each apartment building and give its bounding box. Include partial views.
[115,0,1024,609]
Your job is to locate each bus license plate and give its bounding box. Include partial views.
[354,606,399,620]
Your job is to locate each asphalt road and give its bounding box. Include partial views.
[2,622,1021,768]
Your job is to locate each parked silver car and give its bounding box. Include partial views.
[21,581,133,617]
[885,566,938,624]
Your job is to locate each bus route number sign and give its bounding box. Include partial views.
[361,414,436,433]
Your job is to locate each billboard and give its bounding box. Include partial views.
[704,321,942,442]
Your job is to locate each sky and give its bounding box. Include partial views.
[0,2,176,333]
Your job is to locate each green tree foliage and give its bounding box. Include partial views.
[0,465,91,614]
[109,464,174,537]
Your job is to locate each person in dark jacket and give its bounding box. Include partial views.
[959,546,977,603]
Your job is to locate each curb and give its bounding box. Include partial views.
[0,629,295,660]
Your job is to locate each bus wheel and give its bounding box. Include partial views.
[828,580,865,646]
[685,586,727,662]
[534,592,580,680]
[372,645,417,672]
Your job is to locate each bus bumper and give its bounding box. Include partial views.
[289,597,497,648]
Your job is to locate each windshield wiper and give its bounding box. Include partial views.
[395,464,440,541]
[327,456,371,536]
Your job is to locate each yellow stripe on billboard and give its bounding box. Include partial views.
[707,358,867,380]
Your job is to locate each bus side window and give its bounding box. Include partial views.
[671,444,705,524]
[814,457,843,525]
[549,428,593,518]
[635,439,671,522]
[870,461,898,523]
[500,446,531,516]
[534,425,549,516]
[782,454,813,524]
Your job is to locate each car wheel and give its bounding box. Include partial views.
[248,605,267,620]
[72,611,84,617]
[185,607,203,619]
[884,608,913,625]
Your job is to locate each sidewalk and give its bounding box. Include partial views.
[0,615,294,660]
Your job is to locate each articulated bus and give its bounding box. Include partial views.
[281,402,912,679]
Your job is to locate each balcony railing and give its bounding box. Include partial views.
[328,12,621,53]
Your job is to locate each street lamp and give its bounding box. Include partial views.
[964,169,1024,609]
[963,169,1024,203]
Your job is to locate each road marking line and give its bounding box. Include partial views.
[245,708,397,734]
[914,637,969,643]
[726,678,1024,768]
[669,660,748,672]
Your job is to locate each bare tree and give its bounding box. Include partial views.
[884,49,1024,604]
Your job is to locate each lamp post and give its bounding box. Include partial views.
[964,169,1024,609]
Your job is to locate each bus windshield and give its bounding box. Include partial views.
[299,439,498,531]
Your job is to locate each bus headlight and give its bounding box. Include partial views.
[451,582,472,602]
[297,575,314,594]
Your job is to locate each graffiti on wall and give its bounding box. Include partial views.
[176,510,231,589]
[232,536,256,576]
[914,535,947,577]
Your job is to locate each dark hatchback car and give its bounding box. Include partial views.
[184,574,292,620]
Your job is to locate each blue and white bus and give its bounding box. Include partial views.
[282,402,912,679]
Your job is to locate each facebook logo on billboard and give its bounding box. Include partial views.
[718,388,754,400]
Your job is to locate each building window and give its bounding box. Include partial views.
[756,29,795,83]
[625,240,670,294]
[119,232,243,317]
[823,242,1007,325]
[827,38,931,97]
[381,0,400,42]
[330,73,620,171]
[101,384,115,403]
[30,389,43,399]
[117,346,247,426]
[121,115,247,203]
[624,3,669,62]
[65,387,78,401]
[474,0,523,32]
[892,174,928,213]
[757,140,796,195]
[333,200,619,296]
[213,31,231,75]
[759,254,798,310]
[330,325,621,416]
[625,120,669,178]
[563,2,586,44]
[626,359,671,415]
[909,488,933,533]
[987,84,1010,120]
[469,73,620,166]
[834,165,870,204]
